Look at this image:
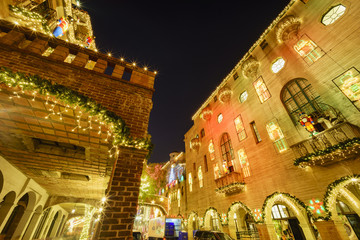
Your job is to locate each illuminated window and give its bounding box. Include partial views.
[333,67,360,110]
[217,113,223,123]
[266,121,287,153]
[253,77,271,103]
[322,4,346,26]
[234,115,246,141]
[271,205,294,219]
[250,121,261,143]
[281,79,322,124]
[178,189,181,207]
[220,133,235,172]
[208,139,215,161]
[239,91,248,103]
[198,167,203,188]
[213,163,220,179]
[294,36,324,65]
[271,57,285,73]
[188,173,193,192]
[237,149,251,177]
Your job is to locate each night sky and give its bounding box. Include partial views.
[83,0,290,163]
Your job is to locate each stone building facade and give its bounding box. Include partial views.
[182,0,360,240]
[0,7,155,240]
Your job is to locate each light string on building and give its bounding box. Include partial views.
[0,67,153,155]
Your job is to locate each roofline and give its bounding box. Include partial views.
[191,0,296,121]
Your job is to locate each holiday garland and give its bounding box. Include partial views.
[260,192,314,223]
[203,207,222,226]
[9,5,51,33]
[0,67,153,151]
[215,182,245,193]
[227,201,255,223]
[294,137,360,166]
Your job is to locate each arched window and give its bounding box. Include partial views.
[281,79,322,124]
[198,167,203,188]
[220,133,235,172]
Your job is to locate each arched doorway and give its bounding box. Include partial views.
[187,212,199,240]
[263,193,316,240]
[228,202,257,240]
[204,208,222,231]
[325,176,360,240]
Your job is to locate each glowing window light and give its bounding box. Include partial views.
[198,166,203,188]
[239,91,248,103]
[294,39,323,64]
[253,77,271,103]
[217,113,223,123]
[333,68,360,110]
[271,57,285,73]
[188,173,193,192]
[213,163,220,179]
[234,115,246,141]
[208,139,215,161]
[237,149,251,177]
[322,4,346,26]
[266,121,287,153]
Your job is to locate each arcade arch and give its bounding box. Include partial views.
[227,202,256,239]
[204,208,222,231]
[263,193,316,240]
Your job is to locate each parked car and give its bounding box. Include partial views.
[194,231,233,240]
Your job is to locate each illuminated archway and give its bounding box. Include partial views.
[262,192,315,240]
[187,212,199,240]
[227,202,254,239]
[204,208,222,231]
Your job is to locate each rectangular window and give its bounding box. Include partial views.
[237,149,251,177]
[213,163,220,179]
[250,121,262,143]
[209,139,215,161]
[253,77,271,103]
[294,35,324,65]
[200,128,205,138]
[204,155,208,172]
[233,72,239,81]
[193,162,196,171]
[234,115,247,141]
[266,120,288,153]
[333,67,360,110]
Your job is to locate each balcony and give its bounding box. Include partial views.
[291,122,360,167]
[215,171,245,195]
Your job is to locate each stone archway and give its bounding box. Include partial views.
[0,191,16,231]
[187,212,199,240]
[227,202,254,239]
[204,208,222,231]
[263,193,316,240]
[324,176,360,240]
[22,205,43,240]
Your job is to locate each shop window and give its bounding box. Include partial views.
[209,139,215,161]
[321,4,346,26]
[239,91,248,103]
[333,67,360,110]
[253,77,271,103]
[234,115,247,141]
[281,79,322,124]
[188,173,193,192]
[220,133,235,172]
[237,149,251,177]
[250,121,262,143]
[198,167,203,188]
[294,36,324,65]
[266,121,288,153]
[271,57,285,73]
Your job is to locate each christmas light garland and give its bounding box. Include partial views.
[0,67,153,152]
[9,5,51,33]
[294,137,360,167]
[227,201,255,223]
[215,182,245,194]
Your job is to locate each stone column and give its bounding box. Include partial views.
[99,147,146,240]
[11,209,33,240]
[21,211,42,240]
[314,220,350,240]
[0,202,15,232]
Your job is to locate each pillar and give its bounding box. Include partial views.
[0,202,15,232]
[11,209,33,240]
[314,220,350,240]
[98,147,146,240]
[22,211,42,240]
